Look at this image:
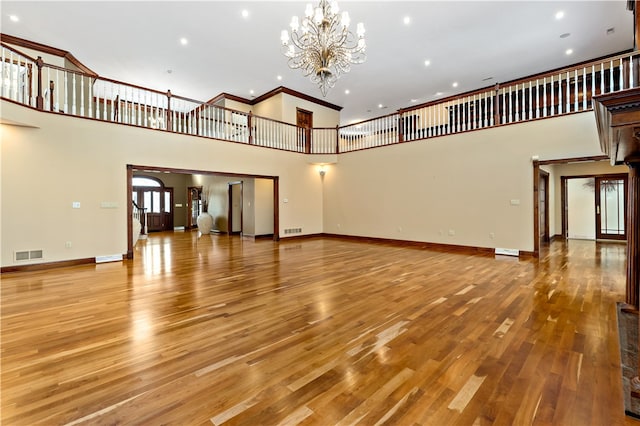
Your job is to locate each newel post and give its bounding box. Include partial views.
[493,83,500,126]
[166,90,172,131]
[35,56,44,110]
[248,111,254,144]
[335,125,340,154]
[398,111,404,143]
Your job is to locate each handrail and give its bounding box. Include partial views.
[0,41,38,63]
[2,41,639,155]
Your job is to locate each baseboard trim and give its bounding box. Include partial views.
[1,257,96,273]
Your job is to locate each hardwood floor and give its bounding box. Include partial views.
[1,232,638,425]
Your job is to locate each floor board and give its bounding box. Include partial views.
[1,232,638,425]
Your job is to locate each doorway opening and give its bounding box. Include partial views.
[228,181,243,235]
[187,186,202,229]
[126,165,279,259]
[533,156,627,256]
[561,174,627,241]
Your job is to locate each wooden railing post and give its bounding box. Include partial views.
[493,83,501,125]
[49,80,54,111]
[335,125,340,153]
[398,112,404,143]
[35,56,44,110]
[248,111,254,144]
[166,90,172,131]
[306,127,312,154]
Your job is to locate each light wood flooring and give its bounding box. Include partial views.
[1,232,638,425]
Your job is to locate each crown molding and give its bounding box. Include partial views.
[0,33,97,76]
[208,86,342,111]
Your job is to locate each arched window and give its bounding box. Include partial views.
[132,176,162,187]
[132,175,173,232]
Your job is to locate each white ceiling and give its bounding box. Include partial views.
[1,1,635,125]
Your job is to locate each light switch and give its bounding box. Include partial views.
[72,202,81,209]
[510,199,520,206]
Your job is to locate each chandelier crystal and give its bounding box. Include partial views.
[280,0,366,97]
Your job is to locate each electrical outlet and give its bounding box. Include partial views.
[65,241,72,248]
[448,229,455,236]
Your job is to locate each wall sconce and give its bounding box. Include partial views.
[318,165,326,177]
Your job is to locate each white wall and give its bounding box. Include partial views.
[255,178,274,236]
[322,113,604,253]
[0,99,615,267]
[1,100,323,267]
[567,178,596,239]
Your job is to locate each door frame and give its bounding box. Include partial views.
[228,181,243,235]
[539,169,550,243]
[296,108,313,154]
[594,174,627,241]
[532,155,610,257]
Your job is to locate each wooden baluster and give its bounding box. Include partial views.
[102,82,108,120]
[557,74,562,114]
[1,48,5,99]
[527,81,534,120]
[491,84,497,126]
[514,84,519,122]
[620,57,626,90]
[470,96,475,130]
[166,90,172,132]
[610,60,614,93]
[70,73,76,115]
[573,70,578,112]
[566,71,570,112]
[88,76,93,118]
[582,68,587,111]
[60,71,66,113]
[535,79,540,118]
[80,75,85,117]
[552,75,557,116]
[543,77,547,117]
[9,51,15,101]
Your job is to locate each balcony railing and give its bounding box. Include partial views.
[1,40,638,154]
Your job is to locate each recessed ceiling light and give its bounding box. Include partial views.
[410,99,418,103]
[345,89,350,94]
[565,48,573,55]
[424,60,431,67]
[180,37,188,46]
[241,9,249,18]
[435,92,443,96]
[277,75,282,81]
[378,103,384,108]
[560,32,571,39]
[403,16,411,25]
[452,82,458,88]
[9,15,19,22]
[555,11,564,20]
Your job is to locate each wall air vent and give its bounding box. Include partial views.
[95,254,123,264]
[284,228,302,235]
[495,248,519,257]
[14,250,44,261]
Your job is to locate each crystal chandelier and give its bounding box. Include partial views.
[280,0,366,97]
